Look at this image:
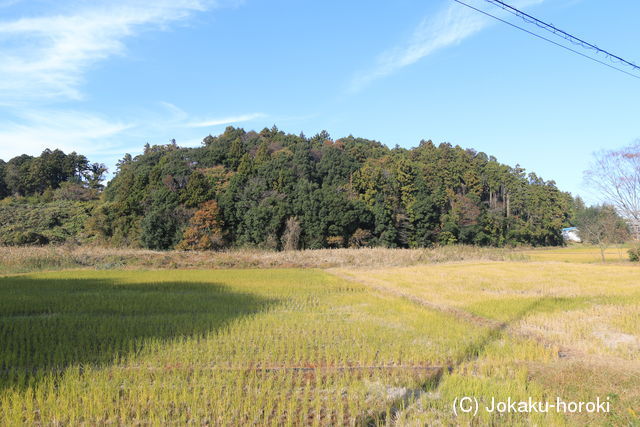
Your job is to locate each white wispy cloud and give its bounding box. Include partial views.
[0,1,248,164]
[0,110,132,160]
[187,113,267,128]
[350,0,544,92]
[0,0,225,103]
[159,102,190,122]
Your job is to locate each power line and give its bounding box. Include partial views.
[451,0,640,81]
[482,0,640,72]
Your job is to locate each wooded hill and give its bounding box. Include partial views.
[0,126,574,249]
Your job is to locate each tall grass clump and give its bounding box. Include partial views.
[0,244,529,274]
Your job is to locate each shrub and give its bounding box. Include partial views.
[11,231,49,245]
[326,236,344,248]
[438,231,457,245]
[53,182,98,201]
[628,246,640,262]
[0,199,94,245]
[349,228,372,248]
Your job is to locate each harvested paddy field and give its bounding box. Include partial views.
[0,247,638,425]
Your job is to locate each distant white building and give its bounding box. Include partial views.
[562,227,581,243]
[629,219,640,240]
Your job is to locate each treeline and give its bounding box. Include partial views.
[0,149,107,200]
[0,149,108,246]
[0,127,575,249]
[87,126,573,250]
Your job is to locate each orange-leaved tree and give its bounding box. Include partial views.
[177,200,225,250]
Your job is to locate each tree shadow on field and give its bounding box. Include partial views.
[0,275,277,392]
[366,296,584,425]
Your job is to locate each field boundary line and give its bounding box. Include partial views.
[123,364,447,372]
[326,269,504,330]
[0,365,448,375]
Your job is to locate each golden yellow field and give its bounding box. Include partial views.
[0,246,638,425]
[334,254,640,425]
[523,245,632,263]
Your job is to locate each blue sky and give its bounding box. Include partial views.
[0,0,639,202]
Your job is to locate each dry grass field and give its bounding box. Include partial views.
[0,244,526,274]
[523,245,632,264]
[0,245,638,425]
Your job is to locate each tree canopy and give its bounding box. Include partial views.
[0,149,107,198]
[574,203,630,262]
[584,141,640,226]
[94,126,574,250]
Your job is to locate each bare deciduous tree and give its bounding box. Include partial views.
[281,217,301,251]
[576,205,630,262]
[585,141,640,224]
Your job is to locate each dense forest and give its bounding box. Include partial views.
[0,126,576,249]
